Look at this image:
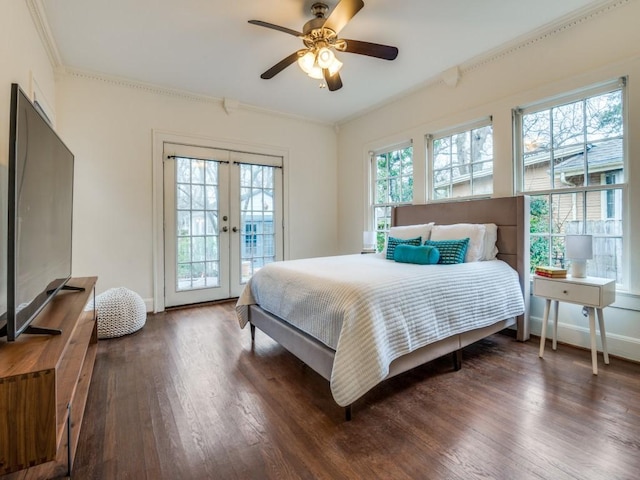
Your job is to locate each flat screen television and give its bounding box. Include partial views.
[0,83,76,341]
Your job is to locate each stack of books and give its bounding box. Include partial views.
[535,266,567,278]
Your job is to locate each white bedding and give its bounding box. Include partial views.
[236,254,524,407]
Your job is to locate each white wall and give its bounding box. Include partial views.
[0,0,57,316]
[337,1,640,362]
[56,73,338,309]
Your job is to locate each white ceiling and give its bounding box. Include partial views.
[40,0,606,124]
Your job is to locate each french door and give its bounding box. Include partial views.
[163,144,283,307]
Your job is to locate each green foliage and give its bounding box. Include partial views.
[376,232,385,253]
[529,197,566,270]
[530,197,548,234]
[530,197,550,271]
[530,236,549,272]
[375,146,414,205]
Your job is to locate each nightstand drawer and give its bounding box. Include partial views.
[533,278,600,306]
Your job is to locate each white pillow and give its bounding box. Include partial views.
[483,223,499,261]
[430,223,486,262]
[383,223,434,256]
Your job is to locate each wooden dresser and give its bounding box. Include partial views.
[0,277,98,479]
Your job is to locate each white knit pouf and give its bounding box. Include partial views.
[89,287,147,339]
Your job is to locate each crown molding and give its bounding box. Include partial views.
[58,67,334,127]
[26,0,62,68]
[337,0,629,126]
[60,66,225,104]
[459,0,630,76]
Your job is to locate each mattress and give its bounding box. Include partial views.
[236,254,525,406]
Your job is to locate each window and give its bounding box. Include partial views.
[370,143,413,251]
[428,119,493,200]
[515,78,625,283]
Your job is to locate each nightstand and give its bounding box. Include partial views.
[533,275,616,374]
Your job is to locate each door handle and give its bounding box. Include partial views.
[232,226,238,233]
[222,226,228,232]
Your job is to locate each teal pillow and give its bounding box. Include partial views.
[424,238,470,264]
[393,244,440,265]
[386,236,422,260]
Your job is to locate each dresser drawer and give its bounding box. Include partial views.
[533,278,601,306]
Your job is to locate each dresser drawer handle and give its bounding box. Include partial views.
[563,290,568,294]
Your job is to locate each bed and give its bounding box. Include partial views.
[236,196,530,419]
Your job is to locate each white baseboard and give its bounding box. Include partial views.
[529,314,640,363]
[143,298,154,313]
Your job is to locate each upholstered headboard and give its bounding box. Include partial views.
[392,196,530,341]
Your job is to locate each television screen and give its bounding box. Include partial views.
[1,84,74,341]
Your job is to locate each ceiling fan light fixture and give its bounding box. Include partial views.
[250,0,398,91]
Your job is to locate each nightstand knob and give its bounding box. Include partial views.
[563,290,568,294]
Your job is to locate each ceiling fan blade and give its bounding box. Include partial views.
[248,20,302,37]
[339,39,398,60]
[323,0,364,35]
[260,51,302,79]
[323,69,343,92]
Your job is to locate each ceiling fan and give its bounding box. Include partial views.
[249,0,399,91]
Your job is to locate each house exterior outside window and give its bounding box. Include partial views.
[239,163,277,282]
[514,78,626,284]
[370,143,413,251]
[428,119,493,200]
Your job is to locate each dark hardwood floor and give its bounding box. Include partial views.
[73,302,640,479]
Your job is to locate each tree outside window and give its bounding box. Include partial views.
[430,121,493,200]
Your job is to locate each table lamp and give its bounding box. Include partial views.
[363,231,376,252]
[565,234,592,278]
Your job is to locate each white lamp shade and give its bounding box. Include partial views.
[297,50,315,74]
[328,57,343,76]
[307,66,324,80]
[565,235,593,260]
[363,231,376,249]
[316,47,335,69]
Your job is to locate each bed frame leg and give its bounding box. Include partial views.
[345,405,352,421]
[250,323,256,342]
[453,349,462,371]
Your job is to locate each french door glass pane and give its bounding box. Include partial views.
[239,164,277,284]
[175,158,220,291]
